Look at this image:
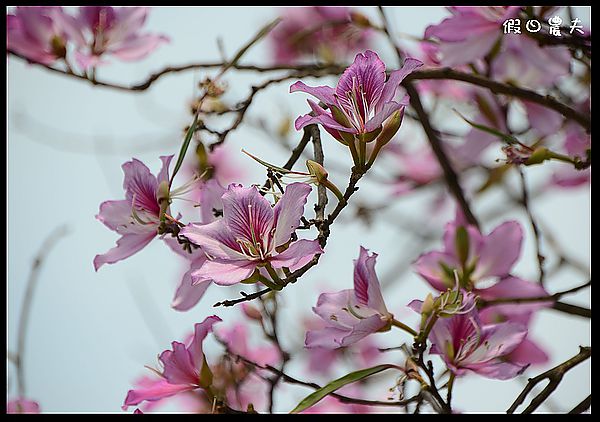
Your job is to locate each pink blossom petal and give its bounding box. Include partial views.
[378,57,423,107]
[477,276,551,315]
[190,257,257,286]
[506,338,549,366]
[93,233,155,271]
[437,30,500,67]
[337,314,387,347]
[475,221,523,280]
[272,182,312,248]
[523,101,564,137]
[353,247,387,315]
[171,257,212,311]
[7,398,40,414]
[465,360,527,380]
[289,81,336,105]
[425,13,497,42]
[199,179,226,224]
[221,184,274,247]
[110,33,170,61]
[336,50,386,109]
[465,321,528,364]
[269,239,323,271]
[305,326,351,349]
[122,158,160,216]
[123,378,194,409]
[159,341,198,385]
[413,251,458,291]
[188,315,222,370]
[181,220,247,261]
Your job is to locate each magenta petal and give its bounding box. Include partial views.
[221,184,274,247]
[190,258,257,286]
[122,158,160,216]
[171,256,211,311]
[475,221,523,279]
[272,182,312,248]
[378,57,423,106]
[94,233,155,271]
[123,378,194,408]
[466,360,527,380]
[289,81,336,105]
[7,399,40,414]
[336,50,386,108]
[159,341,198,385]
[413,251,457,291]
[157,155,174,185]
[305,326,350,349]
[506,338,549,366]
[96,199,133,231]
[110,34,170,61]
[364,101,403,133]
[523,100,564,137]
[407,299,424,313]
[437,30,500,67]
[469,321,528,362]
[477,276,551,315]
[425,13,497,42]
[199,179,226,224]
[181,220,246,261]
[188,315,222,370]
[353,247,387,315]
[269,239,323,271]
[338,314,387,347]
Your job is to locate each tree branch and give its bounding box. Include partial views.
[507,346,591,414]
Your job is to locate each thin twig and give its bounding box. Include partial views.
[507,346,591,414]
[14,224,70,397]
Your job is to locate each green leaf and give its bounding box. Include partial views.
[453,109,519,145]
[170,114,199,187]
[290,364,398,414]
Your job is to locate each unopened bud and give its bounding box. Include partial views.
[242,303,263,322]
[366,109,404,166]
[525,147,551,165]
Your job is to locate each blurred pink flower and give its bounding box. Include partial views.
[7,398,41,414]
[94,156,173,271]
[123,316,221,410]
[73,6,169,69]
[7,6,81,65]
[270,7,372,65]
[291,50,422,141]
[181,182,323,286]
[306,247,392,349]
[424,7,521,66]
[414,210,548,304]
[428,300,529,379]
[214,323,281,412]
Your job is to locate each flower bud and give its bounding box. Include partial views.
[306,160,345,204]
[366,109,404,166]
[242,303,263,322]
[525,147,551,165]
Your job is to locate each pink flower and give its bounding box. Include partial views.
[128,376,209,413]
[94,156,173,271]
[123,315,221,410]
[213,323,281,412]
[428,303,529,380]
[305,247,392,349]
[73,7,169,69]
[424,7,521,66]
[492,34,571,89]
[181,182,323,286]
[270,7,372,65]
[414,210,548,304]
[291,50,422,140]
[7,6,81,65]
[7,398,41,414]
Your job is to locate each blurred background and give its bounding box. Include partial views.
[7,6,590,413]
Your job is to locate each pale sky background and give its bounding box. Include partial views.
[7,6,591,413]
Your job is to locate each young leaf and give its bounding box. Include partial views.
[290,364,399,413]
[453,109,519,145]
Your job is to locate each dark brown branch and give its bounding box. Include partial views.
[507,346,591,414]
[552,301,591,318]
[479,280,590,307]
[568,394,591,414]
